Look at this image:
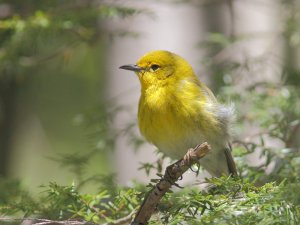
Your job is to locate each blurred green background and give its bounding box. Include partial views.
[0,0,299,206]
[0,0,112,192]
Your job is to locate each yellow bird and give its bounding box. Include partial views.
[120,50,237,177]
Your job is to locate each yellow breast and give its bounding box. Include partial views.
[138,78,221,158]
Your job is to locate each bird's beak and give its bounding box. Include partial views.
[119,64,143,72]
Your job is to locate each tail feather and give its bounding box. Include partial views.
[224,143,237,176]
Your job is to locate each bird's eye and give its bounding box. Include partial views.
[150,64,160,71]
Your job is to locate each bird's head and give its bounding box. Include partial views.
[120,50,195,90]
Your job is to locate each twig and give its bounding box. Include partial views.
[1,210,136,225]
[0,218,94,225]
[103,210,137,225]
[31,219,91,225]
[131,142,211,225]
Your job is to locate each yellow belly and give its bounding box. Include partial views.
[137,81,233,176]
[138,90,221,158]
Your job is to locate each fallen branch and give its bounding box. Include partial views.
[131,142,211,225]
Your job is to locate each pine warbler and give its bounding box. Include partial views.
[120,50,237,177]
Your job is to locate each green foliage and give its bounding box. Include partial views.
[0,178,142,224]
[1,176,299,224]
[0,1,145,79]
[157,179,299,225]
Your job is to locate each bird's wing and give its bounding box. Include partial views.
[199,81,218,103]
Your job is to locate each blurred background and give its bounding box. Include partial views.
[0,0,299,195]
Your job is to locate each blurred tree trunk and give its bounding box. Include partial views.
[283,0,300,85]
[201,0,234,37]
[200,0,234,92]
[282,0,300,148]
[0,78,16,176]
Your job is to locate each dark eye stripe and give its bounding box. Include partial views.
[150,64,160,71]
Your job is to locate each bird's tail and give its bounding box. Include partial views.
[199,142,237,177]
[224,143,237,176]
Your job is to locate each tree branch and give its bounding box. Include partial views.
[131,142,211,225]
